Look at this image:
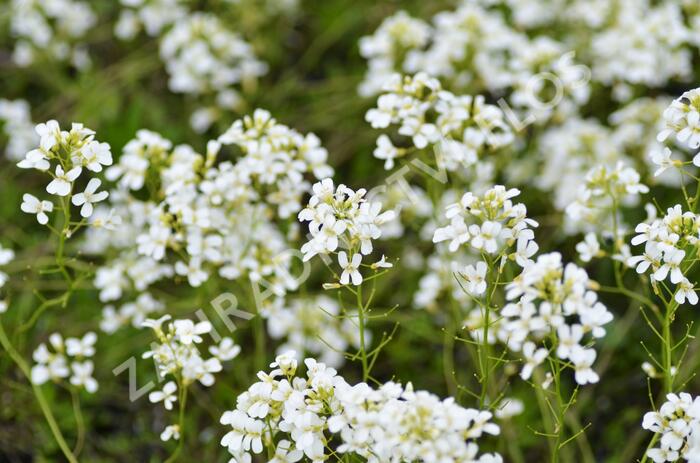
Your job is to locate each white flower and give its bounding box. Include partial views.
[373,134,400,169]
[571,346,599,385]
[650,147,675,177]
[556,324,583,360]
[495,398,524,419]
[142,314,172,333]
[371,255,393,269]
[35,120,60,151]
[521,341,547,380]
[678,110,700,149]
[209,337,241,361]
[174,257,208,287]
[17,149,50,171]
[653,248,685,284]
[0,246,14,266]
[149,381,178,410]
[514,236,538,267]
[161,425,180,442]
[71,178,109,218]
[65,332,97,357]
[70,361,98,393]
[463,261,487,296]
[675,278,699,305]
[46,165,82,196]
[21,193,54,225]
[173,319,212,345]
[30,340,70,385]
[270,351,298,376]
[76,141,112,172]
[338,252,362,286]
[576,233,600,263]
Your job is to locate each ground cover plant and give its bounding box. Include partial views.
[3,0,700,462]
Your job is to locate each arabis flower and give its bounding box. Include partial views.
[17,149,50,171]
[35,120,60,151]
[21,193,53,225]
[47,165,82,196]
[70,361,98,393]
[338,252,362,286]
[463,261,487,296]
[71,178,109,218]
[173,319,212,345]
[66,332,97,357]
[149,381,178,410]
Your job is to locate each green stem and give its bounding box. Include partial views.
[551,362,565,463]
[356,285,369,381]
[56,196,72,283]
[0,322,78,463]
[639,433,660,463]
[70,388,85,457]
[662,302,675,394]
[165,384,188,463]
[479,260,494,408]
[533,369,557,458]
[442,309,458,397]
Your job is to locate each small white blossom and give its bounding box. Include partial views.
[21,193,54,225]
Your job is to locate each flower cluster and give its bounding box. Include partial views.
[31,332,99,393]
[114,0,187,40]
[90,110,331,316]
[658,88,700,160]
[216,108,333,217]
[642,392,700,462]
[360,1,698,101]
[499,252,613,385]
[143,315,238,389]
[220,352,502,462]
[160,13,267,132]
[360,4,591,120]
[298,178,395,285]
[9,0,96,68]
[566,161,649,235]
[357,11,431,97]
[16,120,113,226]
[143,315,240,440]
[629,205,700,305]
[433,185,538,269]
[590,0,693,90]
[366,73,514,171]
[530,119,629,212]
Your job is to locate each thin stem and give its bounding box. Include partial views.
[70,388,86,457]
[479,258,495,408]
[0,321,78,463]
[356,284,369,381]
[442,306,458,397]
[165,384,188,463]
[551,360,568,463]
[639,433,660,463]
[662,301,676,394]
[533,369,557,458]
[56,196,72,283]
